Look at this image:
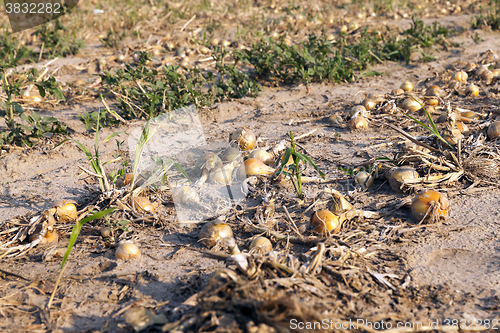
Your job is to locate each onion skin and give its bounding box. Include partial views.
[310,210,341,234]
[244,158,275,176]
[411,190,449,223]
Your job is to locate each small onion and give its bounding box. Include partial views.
[53,199,78,223]
[400,98,421,112]
[448,80,460,89]
[452,70,468,84]
[209,160,239,184]
[400,81,414,92]
[391,88,404,96]
[310,210,341,234]
[328,114,343,126]
[229,128,257,151]
[199,221,233,247]
[480,70,494,83]
[487,121,500,140]
[349,105,367,117]
[249,236,272,254]
[466,84,479,96]
[210,37,220,46]
[100,227,112,238]
[386,167,419,193]
[249,149,274,164]
[354,171,374,189]
[348,115,368,130]
[30,229,58,244]
[199,46,210,54]
[221,40,231,47]
[425,98,439,106]
[411,190,449,223]
[132,197,155,213]
[244,158,275,176]
[115,242,141,260]
[362,98,376,111]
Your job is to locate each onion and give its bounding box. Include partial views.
[354,171,374,189]
[249,149,274,164]
[115,242,141,260]
[411,190,449,223]
[53,199,78,223]
[348,115,368,130]
[349,105,367,117]
[452,70,468,84]
[100,227,113,238]
[310,210,341,234]
[249,236,272,254]
[172,186,200,205]
[244,158,275,176]
[487,121,500,140]
[386,167,419,193]
[199,221,233,247]
[400,81,414,92]
[229,128,257,151]
[132,197,155,213]
[221,147,241,162]
[400,97,421,112]
[466,84,479,96]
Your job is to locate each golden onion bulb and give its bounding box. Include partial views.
[100,227,112,238]
[229,128,257,151]
[452,70,468,84]
[354,171,374,189]
[30,228,58,244]
[387,167,419,193]
[349,105,367,117]
[466,84,479,96]
[132,197,155,213]
[362,98,376,111]
[400,97,421,112]
[115,242,141,260]
[209,160,239,184]
[310,210,341,234]
[53,199,78,223]
[348,115,368,130]
[487,121,500,140]
[210,37,220,46]
[392,88,404,96]
[244,158,275,176]
[400,81,414,92]
[249,149,274,164]
[480,70,494,83]
[411,190,449,223]
[199,221,234,247]
[249,236,272,254]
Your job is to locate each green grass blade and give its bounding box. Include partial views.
[294,151,326,179]
[174,162,191,182]
[275,147,292,177]
[60,208,116,269]
[103,131,125,143]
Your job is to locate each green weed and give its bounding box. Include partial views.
[34,19,84,59]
